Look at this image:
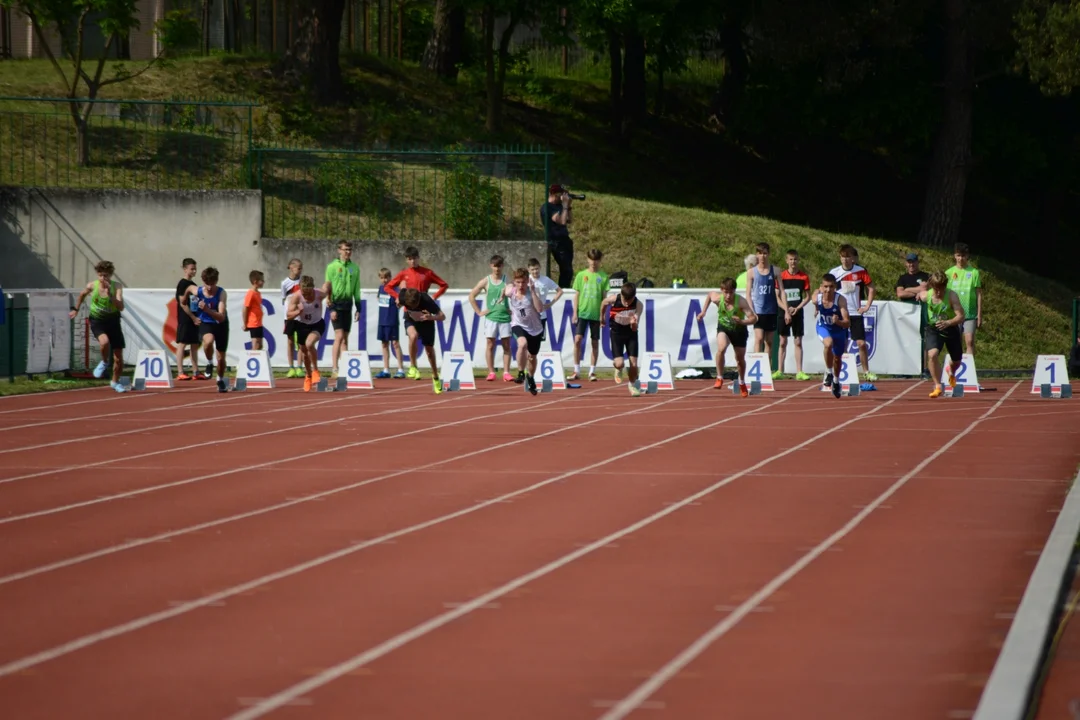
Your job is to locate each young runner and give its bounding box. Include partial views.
[571,249,609,382]
[173,257,200,380]
[779,249,812,380]
[697,277,758,397]
[383,246,450,379]
[527,257,562,344]
[815,273,852,399]
[946,242,983,356]
[280,258,304,378]
[322,240,362,380]
[828,244,877,381]
[182,266,230,393]
[749,242,790,358]
[244,271,265,351]
[600,281,645,396]
[399,288,446,394]
[468,255,514,382]
[503,268,546,395]
[918,271,965,398]
[70,260,128,393]
[284,275,327,393]
[375,268,405,379]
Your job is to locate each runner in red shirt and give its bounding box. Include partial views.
[383,246,450,380]
[779,250,811,380]
[827,244,877,381]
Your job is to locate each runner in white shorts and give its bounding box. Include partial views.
[504,267,546,395]
[469,254,514,382]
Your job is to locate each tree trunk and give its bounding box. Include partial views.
[607,25,622,140]
[716,8,749,124]
[918,0,974,248]
[423,0,465,80]
[277,0,347,104]
[484,3,521,132]
[622,28,646,129]
[73,113,90,167]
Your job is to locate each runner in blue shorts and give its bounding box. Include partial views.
[814,273,851,399]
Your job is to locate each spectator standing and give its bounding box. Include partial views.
[540,184,574,288]
[895,252,929,302]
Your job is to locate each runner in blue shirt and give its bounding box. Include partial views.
[814,273,851,399]
[375,267,405,379]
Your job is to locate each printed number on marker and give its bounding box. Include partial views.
[348,357,363,379]
[540,358,554,379]
[451,358,464,379]
[246,357,261,379]
[139,356,164,377]
[649,358,662,380]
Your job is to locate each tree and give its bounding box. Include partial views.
[422,0,467,79]
[276,0,348,104]
[0,0,199,166]
[1014,0,1080,94]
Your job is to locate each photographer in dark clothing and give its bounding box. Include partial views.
[540,184,575,288]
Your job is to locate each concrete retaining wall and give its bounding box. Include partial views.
[0,188,548,291]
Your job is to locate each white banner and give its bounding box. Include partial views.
[26,291,72,374]
[117,289,922,375]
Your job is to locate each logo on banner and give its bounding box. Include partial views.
[846,304,878,361]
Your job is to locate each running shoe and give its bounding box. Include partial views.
[514,370,526,384]
[567,371,580,380]
[311,369,321,385]
[629,382,642,397]
[217,378,228,393]
[713,378,724,389]
[865,372,879,381]
[110,381,128,393]
[407,366,421,380]
[740,383,749,398]
[772,370,784,379]
[433,377,443,394]
[795,372,811,381]
[375,371,391,379]
[832,381,842,399]
[486,372,497,381]
[93,360,108,379]
[824,373,834,388]
[929,385,944,398]
[589,372,598,382]
[176,373,193,381]
[526,374,538,396]
[614,369,623,384]
[303,375,312,392]
[947,364,958,388]
[394,370,406,379]
[503,372,514,382]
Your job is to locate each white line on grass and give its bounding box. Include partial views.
[594,381,1020,720]
[0,383,789,675]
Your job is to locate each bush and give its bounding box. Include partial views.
[315,158,388,214]
[444,165,504,240]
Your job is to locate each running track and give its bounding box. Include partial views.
[0,378,1078,719]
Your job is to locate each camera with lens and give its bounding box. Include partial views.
[562,187,586,201]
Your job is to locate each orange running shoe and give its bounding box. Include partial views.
[304,375,312,392]
[311,369,321,385]
[929,384,943,398]
[740,383,749,398]
[713,378,724,389]
[947,364,958,388]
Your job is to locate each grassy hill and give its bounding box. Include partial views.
[0,55,1076,370]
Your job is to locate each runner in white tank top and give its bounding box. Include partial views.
[284,278,326,392]
[502,269,546,395]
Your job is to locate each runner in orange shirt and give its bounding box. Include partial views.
[244,271,265,351]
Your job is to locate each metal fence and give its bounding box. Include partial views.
[0,97,258,190]
[255,145,552,241]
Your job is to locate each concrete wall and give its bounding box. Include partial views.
[0,187,548,291]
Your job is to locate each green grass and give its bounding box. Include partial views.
[0,374,108,396]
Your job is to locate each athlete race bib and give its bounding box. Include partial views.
[785,288,801,303]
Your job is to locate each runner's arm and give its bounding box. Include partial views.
[861,280,876,312]
[837,296,851,328]
[69,282,93,317]
[429,270,450,300]
[284,294,301,320]
[739,295,759,326]
[530,287,544,314]
[112,284,125,312]
[947,290,966,327]
[383,271,406,300]
[468,277,488,315]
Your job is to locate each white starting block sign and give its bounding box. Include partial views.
[941,353,979,396]
[743,352,774,391]
[536,352,566,389]
[133,349,173,389]
[235,349,274,389]
[642,352,675,390]
[440,351,476,390]
[1031,355,1071,396]
[339,351,374,389]
[822,353,860,395]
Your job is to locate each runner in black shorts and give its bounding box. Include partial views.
[399,288,447,394]
[600,282,644,396]
[174,257,200,380]
[779,250,812,380]
[698,277,758,397]
[285,275,327,393]
[917,271,965,399]
[181,266,230,392]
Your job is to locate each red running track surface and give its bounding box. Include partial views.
[0,378,1077,719]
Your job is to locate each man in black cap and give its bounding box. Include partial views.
[540,184,574,288]
[895,252,929,303]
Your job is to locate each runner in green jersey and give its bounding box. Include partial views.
[698,277,758,397]
[946,242,982,356]
[468,254,514,382]
[69,260,128,392]
[571,248,610,381]
[917,271,965,399]
[321,240,362,380]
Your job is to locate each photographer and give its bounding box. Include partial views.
[540,184,579,288]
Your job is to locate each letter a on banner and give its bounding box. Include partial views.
[441,351,477,390]
[133,349,173,388]
[743,353,774,391]
[1032,354,1070,395]
[642,352,675,390]
[339,351,374,389]
[536,352,566,389]
[237,349,275,388]
[941,353,979,395]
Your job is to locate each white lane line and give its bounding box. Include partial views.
[0,386,422,455]
[0,384,733,674]
[595,381,1020,720]
[0,387,451,487]
[222,383,913,720]
[0,384,581,517]
[0,383,207,415]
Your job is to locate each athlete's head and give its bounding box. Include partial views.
[586,248,603,271]
[527,258,542,278]
[405,246,420,268]
[489,254,505,275]
[927,270,947,292]
[337,240,353,261]
[953,242,970,267]
[719,277,737,302]
[821,272,838,296]
[287,258,302,279]
[94,260,115,282]
[755,243,770,265]
[249,270,265,288]
[785,249,799,272]
[743,254,757,272]
[299,275,315,300]
[378,267,392,284]
[620,281,637,303]
[182,257,197,280]
[512,268,530,292]
[201,266,220,287]
[400,288,421,310]
[838,244,856,271]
